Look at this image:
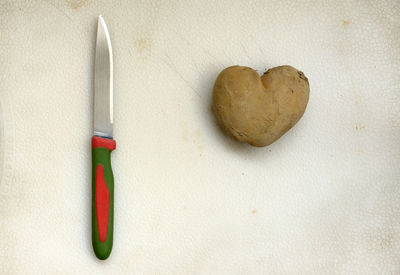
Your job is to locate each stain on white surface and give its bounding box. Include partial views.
[0,0,399,274]
[66,0,93,10]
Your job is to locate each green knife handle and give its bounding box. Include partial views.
[92,136,116,260]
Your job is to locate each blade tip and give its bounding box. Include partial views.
[98,15,105,24]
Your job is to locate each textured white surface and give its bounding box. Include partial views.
[1,0,400,274]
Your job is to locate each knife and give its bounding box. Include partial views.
[92,15,115,260]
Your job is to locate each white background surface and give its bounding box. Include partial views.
[1,0,399,274]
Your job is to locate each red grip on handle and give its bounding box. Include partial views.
[95,164,110,242]
[92,136,116,151]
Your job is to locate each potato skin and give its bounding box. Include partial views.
[212,65,309,147]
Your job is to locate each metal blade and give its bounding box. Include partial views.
[94,15,113,138]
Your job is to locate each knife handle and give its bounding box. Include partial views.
[92,136,116,260]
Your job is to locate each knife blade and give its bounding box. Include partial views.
[92,15,115,260]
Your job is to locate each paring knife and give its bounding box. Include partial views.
[92,15,115,260]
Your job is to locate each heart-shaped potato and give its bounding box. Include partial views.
[212,65,309,147]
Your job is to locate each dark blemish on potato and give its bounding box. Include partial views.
[298,71,308,82]
[263,69,271,76]
[291,89,294,94]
